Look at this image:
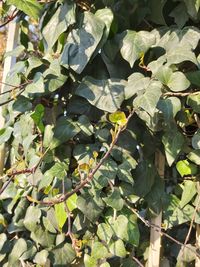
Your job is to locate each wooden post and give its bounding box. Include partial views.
[0,15,19,176]
[148,151,165,267]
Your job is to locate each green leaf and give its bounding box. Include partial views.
[33,250,49,265]
[51,117,80,148]
[23,206,41,232]
[183,0,200,19]
[78,115,94,136]
[179,180,197,208]
[120,30,155,67]
[162,129,185,166]
[170,3,189,28]
[125,73,150,100]
[176,160,198,177]
[100,263,110,267]
[192,129,200,149]
[77,194,104,221]
[163,194,195,228]
[156,66,190,92]
[91,242,109,259]
[55,202,67,231]
[60,12,105,73]
[25,72,45,94]
[113,215,139,246]
[186,71,200,86]
[84,254,98,267]
[132,161,156,197]
[103,188,124,211]
[109,239,127,258]
[30,226,55,247]
[67,193,77,212]
[157,97,181,121]
[31,104,45,132]
[76,76,125,113]
[42,2,76,51]
[97,223,114,243]
[187,150,200,164]
[43,125,54,148]
[7,0,42,19]
[187,94,200,113]
[133,80,162,116]
[8,238,27,265]
[50,242,76,265]
[0,127,13,145]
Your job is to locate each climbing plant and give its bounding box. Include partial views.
[0,0,200,266]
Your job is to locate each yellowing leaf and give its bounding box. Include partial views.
[26,195,39,204]
[79,163,90,173]
[109,111,127,126]
[93,151,98,158]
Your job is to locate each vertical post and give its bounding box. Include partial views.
[0,15,19,175]
[195,183,200,266]
[148,151,165,267]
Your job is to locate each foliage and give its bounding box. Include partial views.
[0,0,200,266]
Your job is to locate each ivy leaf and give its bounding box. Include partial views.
[156,66,190,92]
[176,160,198,177]
[187,150,200,164]
[157,97,181,121]
[49,242,76,265]
[55,202,67,231]
[103,189,124,211]
[76,76,125,113]
[23,206,41,232]
[125,72,150,100]
[60,12,105,74]
[8,238,27,265]
[0,127,13,145]
[25,72,45,94]
[120,30,155,67]
[51,117,80,148]
[192,129,200,149]
[31,104,45,132]
[7,0,42,19]
[109,239,127,258]
[132,161,156,197]
[42,1,76,51]
[97,223,114,243]
[179,180,197,208]
[33,250,49,265]
[162,129,185,166]
[133,80,162,116]
[77,194,104,221]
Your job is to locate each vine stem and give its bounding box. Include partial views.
[36,110,135,206]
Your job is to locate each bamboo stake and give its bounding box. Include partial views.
[148,151,165,267]
[0,14,19,176]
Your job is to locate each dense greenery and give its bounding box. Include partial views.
[1,0,200,266]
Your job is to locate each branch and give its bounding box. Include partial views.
[37,110,135,206]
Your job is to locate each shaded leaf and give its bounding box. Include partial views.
[76,76,125,113]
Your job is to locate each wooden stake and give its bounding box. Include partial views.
[195,182,200,267]
[148,151,165,267]
[0,16,19,176]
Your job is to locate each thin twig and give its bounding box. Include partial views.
[125,202,200,258]
[163,91,200,97]
[132,256,144,267]
[184,194,200,246]
[36,110,135,206]
[0,9,18,29]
